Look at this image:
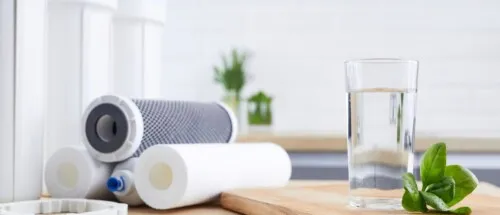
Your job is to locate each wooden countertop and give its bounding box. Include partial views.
[128,181,330,215]
[129,180,500,215]
[129,205,237,215]
[237,134,500,153]
[129,181,333,214]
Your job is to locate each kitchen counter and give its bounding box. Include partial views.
[128,180,500,214]
[128,181,331,215]
[237,134,500,152]
[129,205,237,215]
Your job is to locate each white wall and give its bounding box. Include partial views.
[161,0,500,137]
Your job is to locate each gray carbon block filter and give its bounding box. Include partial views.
[82,95,237,163]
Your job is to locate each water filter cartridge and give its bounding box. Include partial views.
[44,146,115,200]
[81,94,238,163]
[0,0,46,202]
[134,143,292,210]
[107,157,143,206]
[113,0,167,98]
[45,0,116,178]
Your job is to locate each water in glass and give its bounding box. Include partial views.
[347,87,416,209]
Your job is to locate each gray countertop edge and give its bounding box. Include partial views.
[289,152,500,169]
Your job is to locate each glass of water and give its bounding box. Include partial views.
[345,58,419,209]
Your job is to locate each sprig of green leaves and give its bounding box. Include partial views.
[402,142,478,215]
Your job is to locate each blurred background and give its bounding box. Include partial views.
[162,0,500,184]
[3,0,500,187]
[162,0,500,137]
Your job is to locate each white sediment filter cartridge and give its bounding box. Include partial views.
[81,95,238,163]
[134,143,292,210]
[106,157,143,206]
[45,146,115,200]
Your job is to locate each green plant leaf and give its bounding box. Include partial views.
[421,191,472,215]
[402,172,419,194]
[450,206,472,215]
[402,190,427,212]
[444,165,479,207]
[213,48,252,101]
[420,142,447,190]
[421,191,450,211]
[425,176,455,203]
[213,66,224,83]
[402,143,476,214]
[401,173,427,212]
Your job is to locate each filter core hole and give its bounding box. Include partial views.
[57,163,78,188]
[149,163,173,190]
[96,114,117,142]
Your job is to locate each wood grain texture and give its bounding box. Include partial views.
[126,181,336,215]
[220,181,500,215]
[40,181,500,214]
[237,134,500,152]
[129,205,238,215]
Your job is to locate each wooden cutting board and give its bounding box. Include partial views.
[220,181,500,215]
[129,205,237,215]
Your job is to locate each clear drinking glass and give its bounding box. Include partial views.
[345,58,419,209]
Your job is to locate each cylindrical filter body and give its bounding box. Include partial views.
[0,0,46,202]
[107,157,143,206]
[45,0,116,192]
[113,0,167,98]
[82,95,238,163]
[134,143,292,210]
[44,146,115,200]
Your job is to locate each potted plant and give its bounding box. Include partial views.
[213,48,251,116]
[247,91,273,132]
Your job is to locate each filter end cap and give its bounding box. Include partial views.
[107,177,125,193]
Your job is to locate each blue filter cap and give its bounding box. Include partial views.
[107,176,125,192]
